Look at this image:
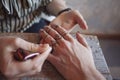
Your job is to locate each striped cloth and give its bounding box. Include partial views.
[0,0,52,32]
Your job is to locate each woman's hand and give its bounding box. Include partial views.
[39,25,105,80]
[0,37,52,79]
[47,0,88,31]
[51,10,88,32]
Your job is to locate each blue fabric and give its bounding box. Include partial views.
[24,18,49,33]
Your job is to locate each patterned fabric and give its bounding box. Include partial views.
[0,0,52,32]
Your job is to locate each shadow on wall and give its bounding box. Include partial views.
[66,0,120,35]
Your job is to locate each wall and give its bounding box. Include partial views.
[66,0,120,35]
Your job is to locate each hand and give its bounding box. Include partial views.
[0,36,52,79]
[39,25,105,80]
[50,10,88,31]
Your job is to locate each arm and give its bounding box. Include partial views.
[46,0,68,16]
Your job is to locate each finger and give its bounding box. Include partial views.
[51,24,74,42]
[39,29,57,47]
[44,26,65,44]
[76,32,89,48]
[74,10,88,30]
[44,26,62,40]
[15,38,49,53]
[32,47,52,72]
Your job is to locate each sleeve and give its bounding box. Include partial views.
[0,0,53,18]
[40,0,53,15]
[0,0,13,15]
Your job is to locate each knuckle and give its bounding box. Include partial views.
[58,38,65,44]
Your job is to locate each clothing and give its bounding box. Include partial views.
[0,0,52,32]
[24,18,49,33]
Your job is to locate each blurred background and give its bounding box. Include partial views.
[65,0,120,79]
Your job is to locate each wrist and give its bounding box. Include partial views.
[46,0,68,16]
[57,8,71,16]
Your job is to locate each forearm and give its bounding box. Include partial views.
[46,0,68,16]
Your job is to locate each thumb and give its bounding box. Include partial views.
[31,47,52,72]
[76,32,88,48]
[15,38,50,53]
[75,10,88,30]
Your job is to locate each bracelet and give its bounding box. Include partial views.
[57,8,72,16]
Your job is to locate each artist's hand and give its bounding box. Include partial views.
[51,10,88,32]
[0,37,52,79]
[39,25,105,80]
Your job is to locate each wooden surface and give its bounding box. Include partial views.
[0,33,112,80]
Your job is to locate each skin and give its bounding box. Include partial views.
[47,0,88,31]
[0,37,52,79]
[39,25,106,80]
[51,10,88,31]
[0,0,88,79]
